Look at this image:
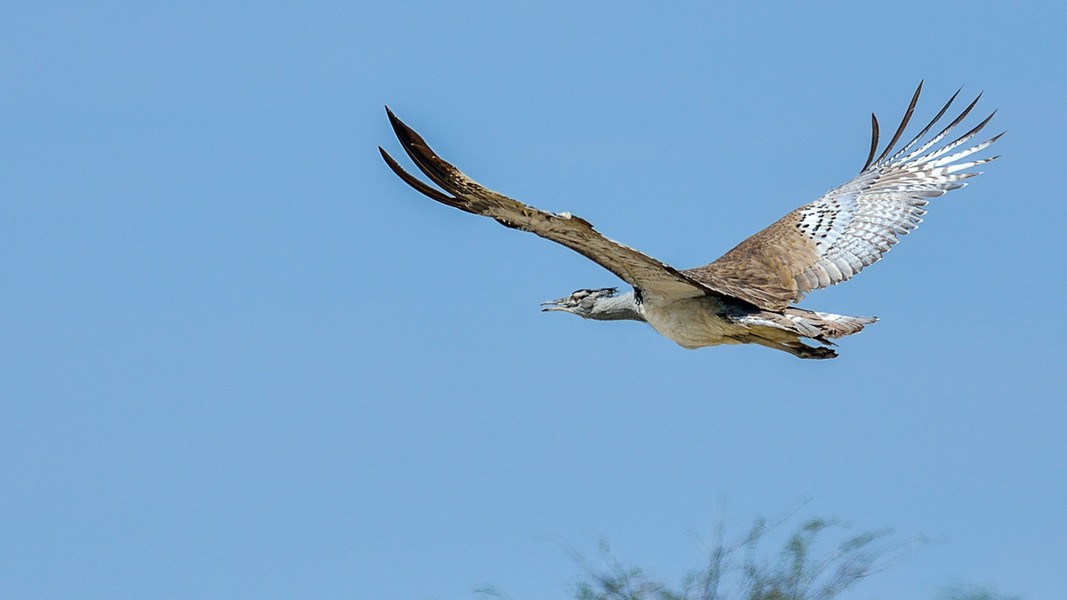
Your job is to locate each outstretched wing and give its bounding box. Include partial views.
[380,108,715,301]
[684,82,1003,311]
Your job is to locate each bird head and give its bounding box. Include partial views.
[540,287,619,318]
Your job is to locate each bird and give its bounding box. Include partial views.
[379,83,1001,359]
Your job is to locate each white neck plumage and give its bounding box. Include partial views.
[587,290,644,321]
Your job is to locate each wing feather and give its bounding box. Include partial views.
[685,85,1002,311]
[380,108,714,301]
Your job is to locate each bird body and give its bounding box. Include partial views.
[641,294,742,351]
[380,83,1000,359]
[542,287,874,359]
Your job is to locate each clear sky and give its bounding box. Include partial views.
[2,2,1064,599]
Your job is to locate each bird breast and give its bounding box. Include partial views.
[638,295,746,349]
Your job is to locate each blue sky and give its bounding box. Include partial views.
[2,2,1064,599]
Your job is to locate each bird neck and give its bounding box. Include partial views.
[588,291,644,322]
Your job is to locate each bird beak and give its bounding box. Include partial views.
[540,297,570,312]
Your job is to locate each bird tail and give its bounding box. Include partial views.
[734,307,877,359]
[738,308,877,343]
[782,308,878,340]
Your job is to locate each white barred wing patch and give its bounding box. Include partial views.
[686,83,1002,310]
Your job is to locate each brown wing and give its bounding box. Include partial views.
[380,108,714,301]
[685,82,1002,311]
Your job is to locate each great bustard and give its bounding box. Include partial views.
[379,83,1000,359]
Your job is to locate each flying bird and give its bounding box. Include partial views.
[379,83,1000,359]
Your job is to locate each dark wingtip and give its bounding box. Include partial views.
[871,82,923,167]
[862,113,880,172]
[380,109,477,202]
[384,105,401,127]
[384,106,401,133]
[383,107,436,165]
[384,106,408,137]
[380,111,478,210]
[379,144,467,208]
[383,106,415,145]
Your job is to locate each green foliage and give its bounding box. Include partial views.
[572,539,683,600]
[476,514,1020,600]
[567,515,918,600]
[935,583,1022,600]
